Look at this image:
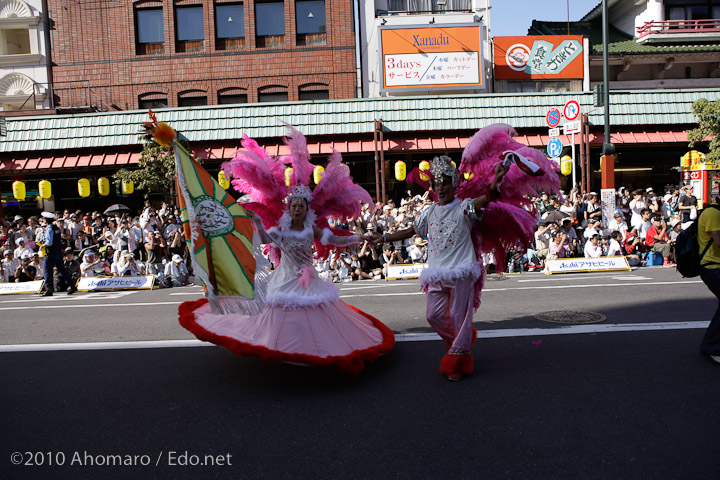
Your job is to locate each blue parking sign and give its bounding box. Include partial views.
[547,137,563,158]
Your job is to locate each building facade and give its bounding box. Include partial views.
[0,0,51,113]
[46,0,357,112]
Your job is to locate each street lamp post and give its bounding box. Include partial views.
[601,0,615,191]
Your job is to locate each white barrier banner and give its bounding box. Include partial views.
[0,280,44,295]
[386,263,427,281]
[77,275,155,291]
[544,256,631,274]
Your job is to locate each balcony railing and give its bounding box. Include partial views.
[386,0,471,14]
[637,19,720,39]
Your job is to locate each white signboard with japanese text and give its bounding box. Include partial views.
[0,280,44,295]
[385,263,427,281]
[380,24,484,92]
[77,275,155,291]
[544,256,631,274]
[601,188,616,228]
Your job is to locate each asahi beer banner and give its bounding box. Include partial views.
[494,35,583,79]
[386,263,427,281]
[77,275,155,291]
[379,24,483,91]
[0,280,44,295]
[544,256,631,275]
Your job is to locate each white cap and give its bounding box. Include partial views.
[172,254,183,263]
[41,211,56,219]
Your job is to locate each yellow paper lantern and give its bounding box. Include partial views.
[313,165,324,185]
[284,167,293,187]
[97,177,110,196]
[419,160,430,182]
[122,180,134,195]
[463,172,474,180]
[77,178,91,198]
[394,161,406,181]
[560,155,572,176]
[218,170,230,189]
[12,180,26,200]
[39,179,52,199]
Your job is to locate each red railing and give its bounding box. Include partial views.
[637,19,720,38]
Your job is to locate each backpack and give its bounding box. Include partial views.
[674,204,720,277]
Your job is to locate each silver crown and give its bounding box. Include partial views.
[287,184,312,202]
[430,155,459,187]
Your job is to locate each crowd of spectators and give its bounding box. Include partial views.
[526,184,697,270]
[1,183,703,287]
[1,200,191,289]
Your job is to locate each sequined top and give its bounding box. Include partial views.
[414,198,479,269]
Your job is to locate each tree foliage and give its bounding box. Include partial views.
[113,135,196,200]
[687,98,720,168]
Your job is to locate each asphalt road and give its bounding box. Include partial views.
[2,266,719,480]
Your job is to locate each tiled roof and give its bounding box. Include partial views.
[0,89,718,156]
[528,20,720,54]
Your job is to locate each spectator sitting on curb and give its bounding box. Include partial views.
[547,230,570,259]
[623,231,644,266]
[163,254,190,287]
[2,250,20,282]
[584,234,603,258]
[30,252,44,280]
[646,215,674,266]
[607,231,624,257]
[80,250,106,277]
[14,253,36,282]
[57,248,81,291]
[409,236,428,263]
[13,238,32,260]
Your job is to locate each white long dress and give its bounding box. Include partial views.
[179,219,395,374]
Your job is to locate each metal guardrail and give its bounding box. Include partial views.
[637,19,720,38]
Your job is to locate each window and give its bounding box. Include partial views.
[178,90,208,106]
[665,1,720,22]
[215,3,245,50]
[138,92,168,109]
[135,7,164,55]
[0,29,31,55]
[298,83,329,100]
[176,5,204,52]
[258,85,288,102]
[255,1,285,48]
[296,0,325,45]
[218,88,248,104]
[506,81,570,93]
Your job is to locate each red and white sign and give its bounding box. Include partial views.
[546,107,561,128]
[563,121,581,135]
[564,100,580,121]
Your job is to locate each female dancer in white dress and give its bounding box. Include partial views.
[179,128,394,374]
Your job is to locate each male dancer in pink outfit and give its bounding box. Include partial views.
[373,156,508,381]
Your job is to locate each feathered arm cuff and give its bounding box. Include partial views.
[320,228,360,247]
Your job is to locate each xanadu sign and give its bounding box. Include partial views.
[379,24,484,92]
[494,35,584,80]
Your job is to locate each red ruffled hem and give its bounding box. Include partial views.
[178,298,395,375]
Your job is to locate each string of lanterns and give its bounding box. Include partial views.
[10,177,135,200]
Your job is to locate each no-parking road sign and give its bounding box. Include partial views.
[546,107,562,128]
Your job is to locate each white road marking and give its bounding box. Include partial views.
[0,279,702,308]
[0,321,709,352]
[0,301,183,311]
[0,290,137,304]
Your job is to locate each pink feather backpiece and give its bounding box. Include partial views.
[457,123,560,278]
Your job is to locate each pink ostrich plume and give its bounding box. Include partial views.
[283,124,313,187]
